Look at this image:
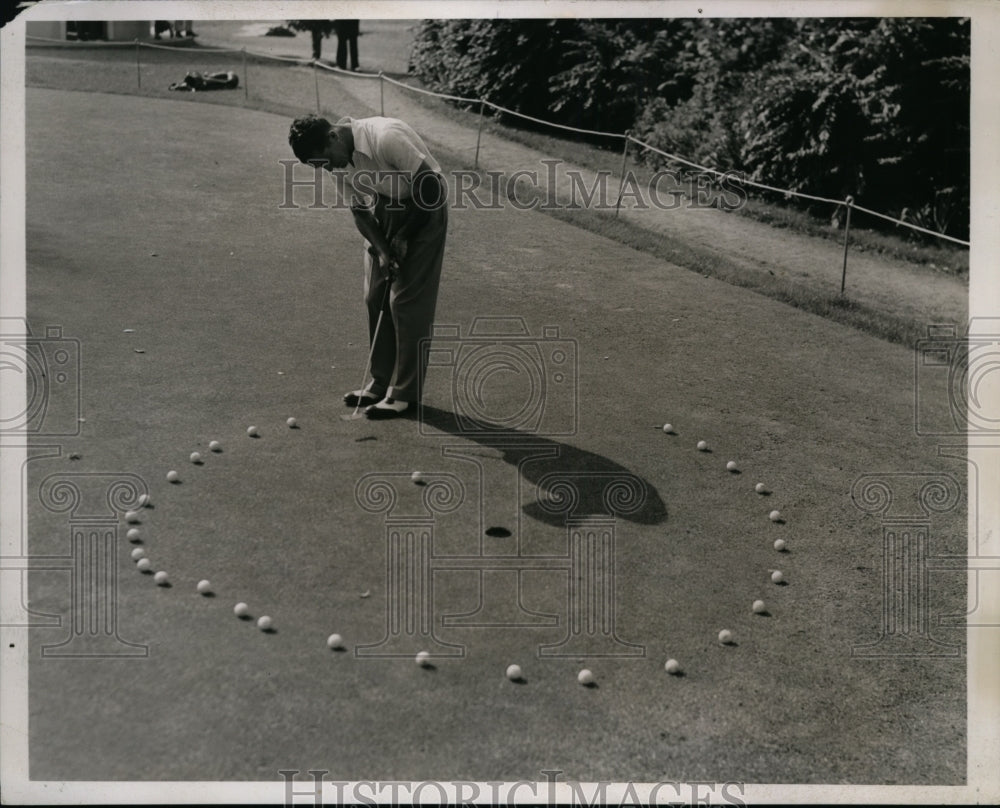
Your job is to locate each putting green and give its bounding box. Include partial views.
[24,88,965,783]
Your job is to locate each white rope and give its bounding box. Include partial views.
[630,136,844,206]
[851,203,970,246]
[314,61,383,78]
[381,74,480,104]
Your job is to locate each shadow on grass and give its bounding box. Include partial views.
[416,404,668,527]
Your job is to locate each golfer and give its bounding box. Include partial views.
[288,114,448,419]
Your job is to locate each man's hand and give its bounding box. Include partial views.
[368,246,397,282]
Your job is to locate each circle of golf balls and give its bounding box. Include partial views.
[411,471,424,483]
[577,669,594,685]
[286,417,297,428]
[190,452,201,463]
[718,629,733,644]
[125,510,139,523]
[506,664,522,681]
[415,651,430,667]
[726,461,738,472]
[247,426,258,437]
[209,441,221,452]
[774,538,787,552]
[167,470,179,483]
[697,440,708,451]
[662,423,673,433]
[131,548,145,561]
[664,658,681,675]
[755,483,767,494]
[769,510,782,522]
[234,602,249,617]
[137,494,150,507]
[327,633,344,650]
[772,570,785,584]
[154,571,168,585]
[126,528,141,542]
[197,580,211,595]
[752,599,766,614]
[257,615,272,630]
[136,558,151,572]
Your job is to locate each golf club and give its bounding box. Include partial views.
[342,251,395,421]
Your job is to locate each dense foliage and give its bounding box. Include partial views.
[409,18,969,238]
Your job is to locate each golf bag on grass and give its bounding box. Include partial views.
[168,71,239,92]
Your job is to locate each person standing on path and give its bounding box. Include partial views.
[334,20,360,71]
[288,114,448,419]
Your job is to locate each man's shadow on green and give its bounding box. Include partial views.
[415,404,667,527]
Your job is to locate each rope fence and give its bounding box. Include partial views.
[28,33,972,282]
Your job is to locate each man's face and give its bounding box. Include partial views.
[312,129,351,170]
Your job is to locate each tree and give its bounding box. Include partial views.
[287,20,337,60]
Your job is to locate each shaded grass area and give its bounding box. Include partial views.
[26,44,959,348]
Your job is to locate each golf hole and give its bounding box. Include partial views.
[485,526,512,538]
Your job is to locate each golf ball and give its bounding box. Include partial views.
[327,633,344,650]
[137,494,150,507]
[125,510,139,523]
[752,599,766,614]
[726,460,738,472]
[697,440,708,452]
[257,615,272,630]
[664,658,681,675]
[136,558,151,572]
[167,470,179,483]
[769,510,782,522]
[197,580,211,595]
[755,483,767,494]
[410,471,424,484]
[190,452,202,464]
[771,570,785,584]
[126,528,140,542]
[577,668,595,686]
[154,571,168,585]
[506,664,523,681]
[774,538,787,552]
[131,548,145,561]
[234,602,249,617]
[415,651,431,667]
[662,423,673,434]
[286,417,297,428]
[247,425,258,437]
[209,440,221,452]
[718,629,733,644]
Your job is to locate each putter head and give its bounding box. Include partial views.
[341,408,367,421]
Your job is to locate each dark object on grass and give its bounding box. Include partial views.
[168,71,240,92]
[265,25,296,37]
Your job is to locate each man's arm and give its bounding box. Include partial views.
[394,160,446,244]
[350,201,395,277]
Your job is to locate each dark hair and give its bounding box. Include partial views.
[288,114,332,163]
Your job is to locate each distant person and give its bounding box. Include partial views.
[334,20,360,71]
[173,21,196,38]
[288,114,449,419]
[153,20,173,40]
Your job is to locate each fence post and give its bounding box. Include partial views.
[313,61,321,113]
[614,132,630,217]
[379,72,385,116]
[135,39,141,89]
[474,100,486,169]
[242,47,248,100]
[840,195,854,296]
